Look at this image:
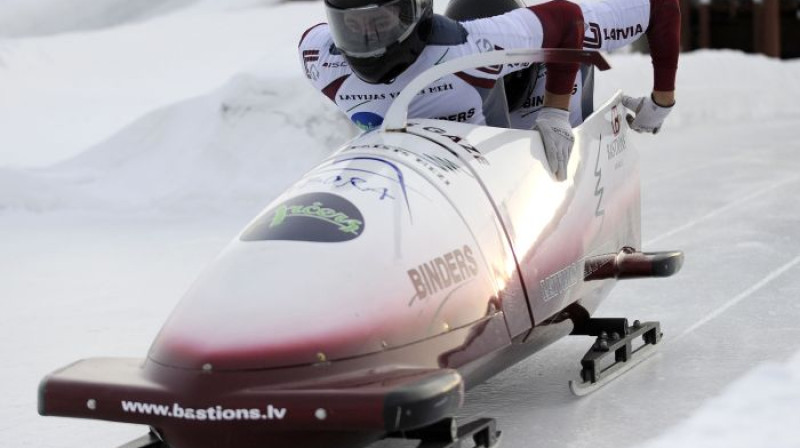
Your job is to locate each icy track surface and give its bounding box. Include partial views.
[2,2,800,448]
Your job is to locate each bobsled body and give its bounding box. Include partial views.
[149,91,639,374]
[40,51,650,448]
[41,92,639,448]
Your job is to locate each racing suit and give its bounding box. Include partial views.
[298,0,679,131]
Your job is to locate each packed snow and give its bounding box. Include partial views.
[0,0,283,37]
[2,1,800,448]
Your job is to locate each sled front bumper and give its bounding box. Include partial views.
[39,357,464,433]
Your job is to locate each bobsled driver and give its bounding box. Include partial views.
[298,0,679,180]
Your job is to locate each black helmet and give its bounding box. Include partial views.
[325,0,433,84]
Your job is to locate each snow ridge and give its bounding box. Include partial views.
[0,0,282,37]
[0,74,353,214]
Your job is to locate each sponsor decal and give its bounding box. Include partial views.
[425,82,454,94]
[340,93,387,101]
[339,83,458,120]
[351,111,384,131]
[241,192,364,242]
[408,245,479,304]
[340,82,454,104]
[322,61,348,68]
[475,38,494,53]
[583,21,644,48]
[344,143,459,185]
[435,107,475,123]
[607,133,627,171]
[474,39,503,75]
[333,156,411,216]
[297,172,396,201]
[541,249,623,302]
[540,261,582,302]
[606,134,627,161]
[409,124,489,165]
[600,106,625,171]
[121,400,287,422]
[602,24,644,41]
[584,23,602,49]
[419,153,461,174]
[522,95,544,109]
[302,50,319,81]
[506,61,532,70]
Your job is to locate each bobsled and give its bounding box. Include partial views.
[38,49,683,448]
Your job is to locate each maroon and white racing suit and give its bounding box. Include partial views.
[298,0,679,131]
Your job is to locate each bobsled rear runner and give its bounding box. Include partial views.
[39,50,683,448]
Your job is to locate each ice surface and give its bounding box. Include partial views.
[1,2,800,448]
[643,351,800,448]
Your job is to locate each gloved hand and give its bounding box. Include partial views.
[622,94,675,134]
[534,107,574,181]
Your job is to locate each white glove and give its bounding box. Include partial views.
[622,94,674,134]
[534,107,574,181]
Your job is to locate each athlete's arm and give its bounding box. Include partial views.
[527,0,584,109]
[624,0,680,133]
[647,0,680,106]
[525,0,584,181]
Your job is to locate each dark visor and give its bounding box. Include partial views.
[326,0,419,57]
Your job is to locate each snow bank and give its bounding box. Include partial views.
[0,73,354,214]
[643,351,800,448]
[0,0,281,37]
[0,3,327,167]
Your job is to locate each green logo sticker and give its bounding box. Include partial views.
[270,201,362,235]
[241,193,365,242]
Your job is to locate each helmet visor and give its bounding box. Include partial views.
[326,0,420,57]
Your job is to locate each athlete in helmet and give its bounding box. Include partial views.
[324,0,434,84]
[299,0,679,181]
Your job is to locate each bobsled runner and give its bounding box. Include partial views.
[38,47,683,448]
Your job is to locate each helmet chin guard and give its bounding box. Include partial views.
[325,0,432,83]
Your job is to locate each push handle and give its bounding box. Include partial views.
[382,49,611,132]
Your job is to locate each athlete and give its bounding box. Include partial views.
[298,0,679,180]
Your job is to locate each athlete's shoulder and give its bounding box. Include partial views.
[427,15,468,46]
[297,22,352,88]
[459,7,539,37]
[298,22,331,49]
